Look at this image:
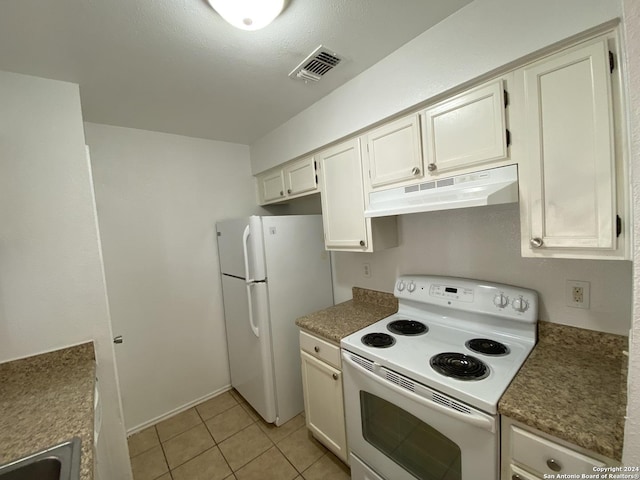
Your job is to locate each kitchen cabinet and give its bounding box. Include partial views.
[299,331,348,463]
[422,78,509,176]
[257,169,286,204]
[363,113,424,190]
[501,417,618,480]
[257,156,318,205]
[317,138,397,252]
[516,34,629,259]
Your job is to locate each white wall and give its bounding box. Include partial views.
[84,123,263,432]
[622,0,640,465]
[332,204,632,336]
[0,72,132,479]
[250,0,621,174]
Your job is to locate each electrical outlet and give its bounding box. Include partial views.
[363,263,371,278]
[566,280,590,309]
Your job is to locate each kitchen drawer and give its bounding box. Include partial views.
[510,425,605,476]
[509,464,542,480]
[300,331,341,369]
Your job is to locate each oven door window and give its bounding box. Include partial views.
[360,391,461,480]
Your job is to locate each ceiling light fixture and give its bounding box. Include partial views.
[207,0,285,31]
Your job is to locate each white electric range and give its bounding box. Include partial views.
[340,275,538,480]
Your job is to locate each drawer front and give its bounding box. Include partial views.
[509,464,542,480]
[511,426,605,476]
[300,331,341,369]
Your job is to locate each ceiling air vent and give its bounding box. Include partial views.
[289,45,342,82]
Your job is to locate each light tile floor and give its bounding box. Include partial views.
[127,389,351,480]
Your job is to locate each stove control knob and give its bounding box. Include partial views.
[407,282,416,293]
[511,296,529,313]
[493,293,509,308]
[397,280,406,292]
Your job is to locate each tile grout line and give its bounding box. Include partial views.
[155,425,173,480]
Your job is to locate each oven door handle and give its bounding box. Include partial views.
[342,352,496,433]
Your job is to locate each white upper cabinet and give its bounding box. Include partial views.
[317,139,368,250]
[258,169,286,204]
[422,79,508,176]
[364,113,423,190]
[516,34,627,259]
[317,138,397,252]
[284,156,317,196]
[257,156,318,205]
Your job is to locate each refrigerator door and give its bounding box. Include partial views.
[261,215,334,425]
[216,216,266,280]
[220,275,276,422]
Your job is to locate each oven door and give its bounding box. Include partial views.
[342,351,498,480]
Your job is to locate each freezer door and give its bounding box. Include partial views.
[221,275,276,423]
[216,216,266,280]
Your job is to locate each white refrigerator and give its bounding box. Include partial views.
[216,215,334,426]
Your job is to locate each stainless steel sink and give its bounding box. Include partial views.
[0,437,81,480]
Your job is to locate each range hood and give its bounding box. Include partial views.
[364,165,518,218]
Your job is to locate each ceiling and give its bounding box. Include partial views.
[0,0,472,145]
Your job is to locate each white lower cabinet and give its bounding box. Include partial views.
[299,331,349,463]
[501,417,618,480]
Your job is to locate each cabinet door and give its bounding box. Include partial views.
[258,169,286,204]
[423,80,507,174]
[284,156,317,196]
[317,139,368,250]
[520,38,616,252]
[365,114,423,189]
[301,350,348,462]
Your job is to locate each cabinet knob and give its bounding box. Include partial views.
[359,240,365,247]
[530,237,544,248]
[512,475,521,480]
[314,346,320,353]
[427,163,437,172]
[280,191,284,196]
[546,459,562,472]
[332,373,339,380]
[287,188,292,194]
[411,166,421,175]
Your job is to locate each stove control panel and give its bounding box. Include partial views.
[394,275,538,323]
[430,284,474,302]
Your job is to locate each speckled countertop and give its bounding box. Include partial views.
[296,287,398,343]
[0,343,95,479]
[499,322,627,461]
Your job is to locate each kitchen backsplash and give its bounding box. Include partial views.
[332,203,632,336]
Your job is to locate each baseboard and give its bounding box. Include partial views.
[126,384,232,436]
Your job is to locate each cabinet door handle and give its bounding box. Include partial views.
[332,373,339,380]
[314,346,320,353]
[359,240,365,247]
[546,459,562,472]
[530,237,544,248]
[427,163,437,172]
[287,188,292,194]
[412,166,421,175]
[512,475,521,480]
[280,191,284,196]
[113,335,123,344]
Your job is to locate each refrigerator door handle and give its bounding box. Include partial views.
[246,283,260,338]
[242,225,254,283]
